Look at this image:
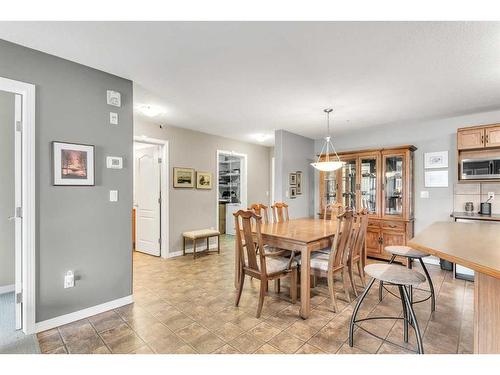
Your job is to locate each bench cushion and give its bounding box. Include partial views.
[183,229,220,239]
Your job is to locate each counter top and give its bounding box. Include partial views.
[408,221,500,279]
[451,211,500,222]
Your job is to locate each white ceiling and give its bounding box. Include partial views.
[1,21,500,145]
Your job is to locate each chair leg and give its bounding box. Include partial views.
[193,239,197,259]
[275,279,280,294]
[357,260,366,287]
[257,279,267,318]
[419,258,436,312]
[401,285,424,354]
[349,277,376,347]
[342,268,351,303]
[183,237,186,256]
[290,269,297,304]
[235,270,245,307]
[348,261,358,297]
[327,271,338,313]
[398,285,409,343]
[311,275,317,288]
[217,235,220,254]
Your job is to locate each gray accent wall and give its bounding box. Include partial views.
[274,130,315,218]
[134,120,272,254]
[0,90,15,288]
[0,39,133,322]
[314,109,500,235]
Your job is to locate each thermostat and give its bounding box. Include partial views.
[106,156,123,169]
[106,90,121,107]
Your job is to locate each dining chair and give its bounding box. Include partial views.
[323,202,344,220]
[249,203,270,224]
[234,209,298,318]
[271,202,289,223]
[347,209,368,297]
[307,210,355,312]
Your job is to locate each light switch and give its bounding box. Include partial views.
[110,112,118,125]
[109,190,119,202]
[420,191,430,199]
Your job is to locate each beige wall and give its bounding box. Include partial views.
[135,119,272,255]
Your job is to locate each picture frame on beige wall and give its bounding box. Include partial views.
[173,167,195,188]
[196,171,212,189]
[289,173,297,186]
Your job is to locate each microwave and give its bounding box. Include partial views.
[461,157,500,180]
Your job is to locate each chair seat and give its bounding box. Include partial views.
[244,254,297,274]
[263,245,289,255]
[296,252,330,272]
[183,229,220,239]
[364,264,426,287]
[385,245,430,258]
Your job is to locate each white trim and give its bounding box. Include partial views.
[34,295,133,333]
[166,250,183,259]
[133,136,169,259]
[0,76,36,335]
[0,284,15,295]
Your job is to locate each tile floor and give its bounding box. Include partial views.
[37,235,473,354]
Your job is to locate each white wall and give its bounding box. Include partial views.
[314,109,500,234]
[274,129,315,218]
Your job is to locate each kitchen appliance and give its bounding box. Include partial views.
[461,157,500,180]
[465,201,474,213]
[479,197,492,215]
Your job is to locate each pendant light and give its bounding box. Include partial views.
[311,108,344,172]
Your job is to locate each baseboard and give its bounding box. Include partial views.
[0,284,15,295]
[167,250,183,258]
[34,295,133,333]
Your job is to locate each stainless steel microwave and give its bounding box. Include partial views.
[461,157,500,180]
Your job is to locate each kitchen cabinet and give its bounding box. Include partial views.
[319,145,415,262]
[485,125,500,148]
[457,124,500,150]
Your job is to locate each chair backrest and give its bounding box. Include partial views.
[323,202,344,220]
[271,202,289,223]
[233,209,266,274]
[249,203,270,224]
[350,209,369,261]
[328,210,355,269]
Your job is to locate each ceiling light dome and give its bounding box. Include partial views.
[311,109,344,172]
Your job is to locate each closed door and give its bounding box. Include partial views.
[382,154,404,218]
[457,128,484,150]
[485,126,500,148]
[135,144,161,256]
[358,155,379,215]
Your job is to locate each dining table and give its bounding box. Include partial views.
[235,217,339,319]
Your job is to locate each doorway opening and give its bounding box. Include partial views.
[133,137,169,258]
[216,150,247,236]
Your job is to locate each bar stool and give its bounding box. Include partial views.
[349,263,426,354]
[379,246,436,312]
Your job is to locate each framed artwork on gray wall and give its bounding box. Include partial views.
[289,173,297,186]
[52,141,95,186]
[296,171,303,195]
[196,171,212,189]
[173,167,195,188]
[290,186,297,198]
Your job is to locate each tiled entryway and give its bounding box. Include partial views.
[37,235,473,354]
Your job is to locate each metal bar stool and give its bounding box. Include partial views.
[349,263,426,354]
[379,246,436,312]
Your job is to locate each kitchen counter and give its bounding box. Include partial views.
[409,221,500,353]
[451,211,500,222]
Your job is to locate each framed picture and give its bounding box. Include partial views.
[173,167,195,188]
[296,171,303,195]
[196,171,212,189]
[52,141,95,186]
[290,186,297,199]
[289,173,297,186]
[424,151,448,169]
[424,170,449,188]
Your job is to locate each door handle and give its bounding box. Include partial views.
[8,216,16,221]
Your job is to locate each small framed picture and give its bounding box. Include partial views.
[289,173,297,186]
[173,167,195,188]
[296,171,303,195]
[52,141,95,186]
[290,186,297,198]
[196,171,212,189]
[424,151,448,169]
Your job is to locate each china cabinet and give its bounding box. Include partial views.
[319,145,416,262]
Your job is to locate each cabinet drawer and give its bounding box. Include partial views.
[368,219,381,229]
[382,221,405,231]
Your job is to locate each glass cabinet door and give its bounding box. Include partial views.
[323,170,339,208]
[383,155,404,217]
[359,156,378,214]
[342,159,357,210]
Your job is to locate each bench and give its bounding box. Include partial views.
[182,229,221,259]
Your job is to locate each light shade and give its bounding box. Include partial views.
[310,161,344,172]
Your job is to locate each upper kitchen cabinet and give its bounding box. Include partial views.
[457,124,500,150]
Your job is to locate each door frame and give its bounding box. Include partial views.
[216,149,248,235]
[0,76,36,334]
[133,136,169,258]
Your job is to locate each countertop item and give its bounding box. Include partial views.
[450,211,500,222]
[409,221,500,353]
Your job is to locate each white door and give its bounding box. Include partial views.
[135,144,161,256]
[14,94,22,329]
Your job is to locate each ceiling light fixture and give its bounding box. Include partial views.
[310,108,344,172]
[138,104,165,117]
[253,133,272,143]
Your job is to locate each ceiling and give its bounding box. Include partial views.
[1,21,500,146]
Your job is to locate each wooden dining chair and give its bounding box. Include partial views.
[249,203,270,224]
[323,202,344,220]
[234,209,297,318]
[308,210,355,312]
[347,209,368,297]
[271,202,289,223]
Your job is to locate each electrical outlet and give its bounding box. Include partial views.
[64,271,75,289]
[488,192,495,200]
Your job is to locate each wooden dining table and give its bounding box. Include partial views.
[235,218,339,319]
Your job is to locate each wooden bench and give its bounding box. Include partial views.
[182,229,221,259]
